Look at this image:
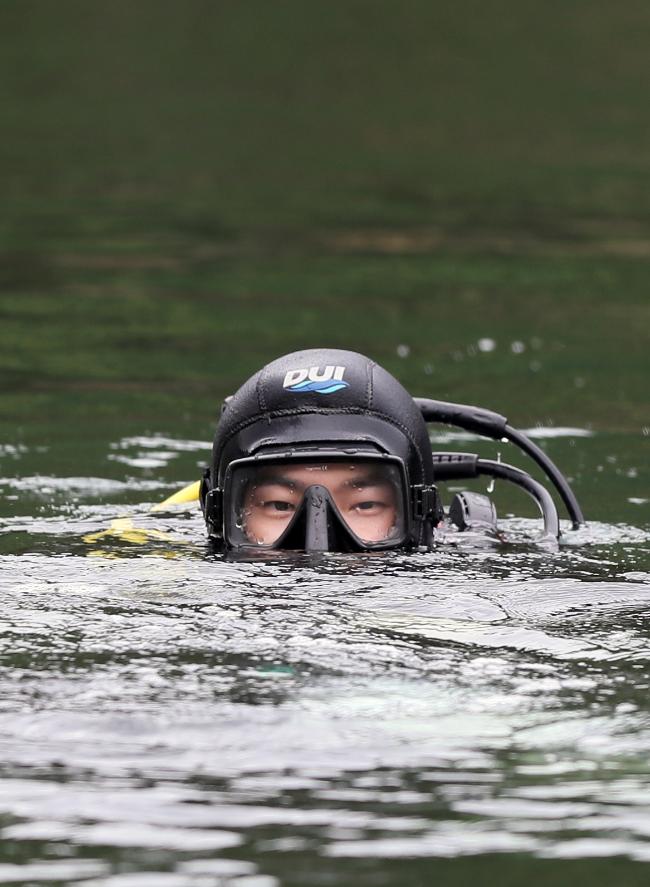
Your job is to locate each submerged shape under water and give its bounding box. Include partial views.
[0,433,649,886]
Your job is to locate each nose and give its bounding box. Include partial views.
[302,484,332,551]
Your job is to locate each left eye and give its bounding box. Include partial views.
[353,501,383,511]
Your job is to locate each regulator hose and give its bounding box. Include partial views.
[477,458,560,540]
[415,397,584,528]
[431,451,560,539]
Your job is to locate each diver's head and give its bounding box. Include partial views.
[200,348,440,552]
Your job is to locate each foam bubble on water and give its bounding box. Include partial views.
[521,426,594,439]
[107,435,210,470]
[0,475,169,499]
[477,338,496,352]
[510,340,526,354]
[78,874,228,887]
[326,828,540,858]
[0,443,28,458]
[79,877,189,887]
[112,436,210,452]
[0,860,109,881]
[177,859,256,876]
[71,822,242,851]
[109,453,178,469]
[0,476,167,495]
[541,837,650,861]
[396,344,410,358]
[428,426,594,444]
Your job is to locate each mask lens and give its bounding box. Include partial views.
[226,459,406,548]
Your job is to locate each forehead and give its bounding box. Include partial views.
[257,462,389,486]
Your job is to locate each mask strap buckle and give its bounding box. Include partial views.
[412,484,438,521]
[200,472,223,535]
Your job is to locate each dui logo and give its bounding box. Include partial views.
[282,365,349,395]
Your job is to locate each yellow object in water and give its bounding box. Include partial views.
[150,480,201,512]
[83,518,175,545]
[82,481,200,549]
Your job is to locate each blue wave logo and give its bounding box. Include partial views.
[287,379,349,395]
[283,365,349,395]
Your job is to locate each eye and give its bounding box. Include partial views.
[264,500,295,513]
[352,500,385,513]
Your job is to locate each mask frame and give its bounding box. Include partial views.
[220,450,414,552]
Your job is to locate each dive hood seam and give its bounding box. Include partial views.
[257,363,269,413]
[367,360,375,410]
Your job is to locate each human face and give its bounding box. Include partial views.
[240,462,401,546]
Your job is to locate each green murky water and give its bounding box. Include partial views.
[1,3,649,885]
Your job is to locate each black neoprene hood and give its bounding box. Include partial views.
[202,348,438,548]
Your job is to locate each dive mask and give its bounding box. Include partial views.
[222,455,408,551]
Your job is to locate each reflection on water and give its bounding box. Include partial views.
[0,435,649,885]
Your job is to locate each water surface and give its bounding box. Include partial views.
[1,429,649,886]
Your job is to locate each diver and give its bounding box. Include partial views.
[198,348,584,552]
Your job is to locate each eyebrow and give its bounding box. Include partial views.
[342,477,391,489]
[254,474,392,491]
[254,475,300,490]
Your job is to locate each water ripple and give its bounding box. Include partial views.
[1,470,650,882]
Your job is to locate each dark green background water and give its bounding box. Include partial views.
[1,3,649,885]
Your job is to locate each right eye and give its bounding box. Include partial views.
[264,500,295,513]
